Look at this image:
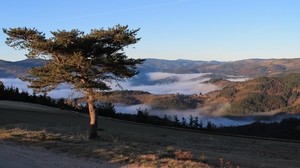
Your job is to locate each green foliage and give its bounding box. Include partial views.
[228,93,287,115]
[3,25,144,94]
[151,94,198,110]
[220,73,300,115]
[3,25,145,138]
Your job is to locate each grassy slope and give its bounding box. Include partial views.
[1,101,300,167]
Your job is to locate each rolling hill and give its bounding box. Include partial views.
[2,57,300,78]
[0,59,45,78]
[2,57,300,116]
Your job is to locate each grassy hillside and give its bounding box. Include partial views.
[208,73,300,115]
[1,101,300,168]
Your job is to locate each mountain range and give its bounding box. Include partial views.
[0,59,45,78]
[1,57,300,116]
[2,58,300,78]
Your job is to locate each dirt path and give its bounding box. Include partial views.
[0,141,119,168]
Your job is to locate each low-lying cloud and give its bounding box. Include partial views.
[3,73,290,127]
[1,72,222,97]
[115,103,300,127]
[0,78,83,99]
[113,72,220,95]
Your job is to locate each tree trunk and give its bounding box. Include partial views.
[87,94,98,139]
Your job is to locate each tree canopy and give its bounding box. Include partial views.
[3,25,145,138]
[3,25,144,93]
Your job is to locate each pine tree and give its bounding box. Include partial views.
[188,115,194,128]
[0,81,4,100]
[3,25,144,139]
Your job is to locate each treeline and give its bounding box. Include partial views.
[1,81,299,140]
[0,81,56,106]
[218,118,300,140]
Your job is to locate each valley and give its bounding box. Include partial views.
[1,58,300,127]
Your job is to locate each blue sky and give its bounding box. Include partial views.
[1,0,300,61]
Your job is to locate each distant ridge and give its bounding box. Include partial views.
[0,59,46,78]
[1,57,300,78]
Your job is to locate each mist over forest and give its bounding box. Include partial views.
[3,71,294,127]
[0,72,223,98]
[3,58,300,127]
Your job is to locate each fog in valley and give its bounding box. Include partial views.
[111,72,220,95]
[1,72,219,98]
[2,72,297,127]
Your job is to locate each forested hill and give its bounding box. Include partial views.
[208,73,300,115]
[2,58,300,78]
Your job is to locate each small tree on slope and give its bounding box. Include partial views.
[3,25,145,139]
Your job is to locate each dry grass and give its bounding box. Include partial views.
[0,127,213,168]
[1,101,299,168]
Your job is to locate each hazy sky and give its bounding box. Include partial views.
[1,0,300,61]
